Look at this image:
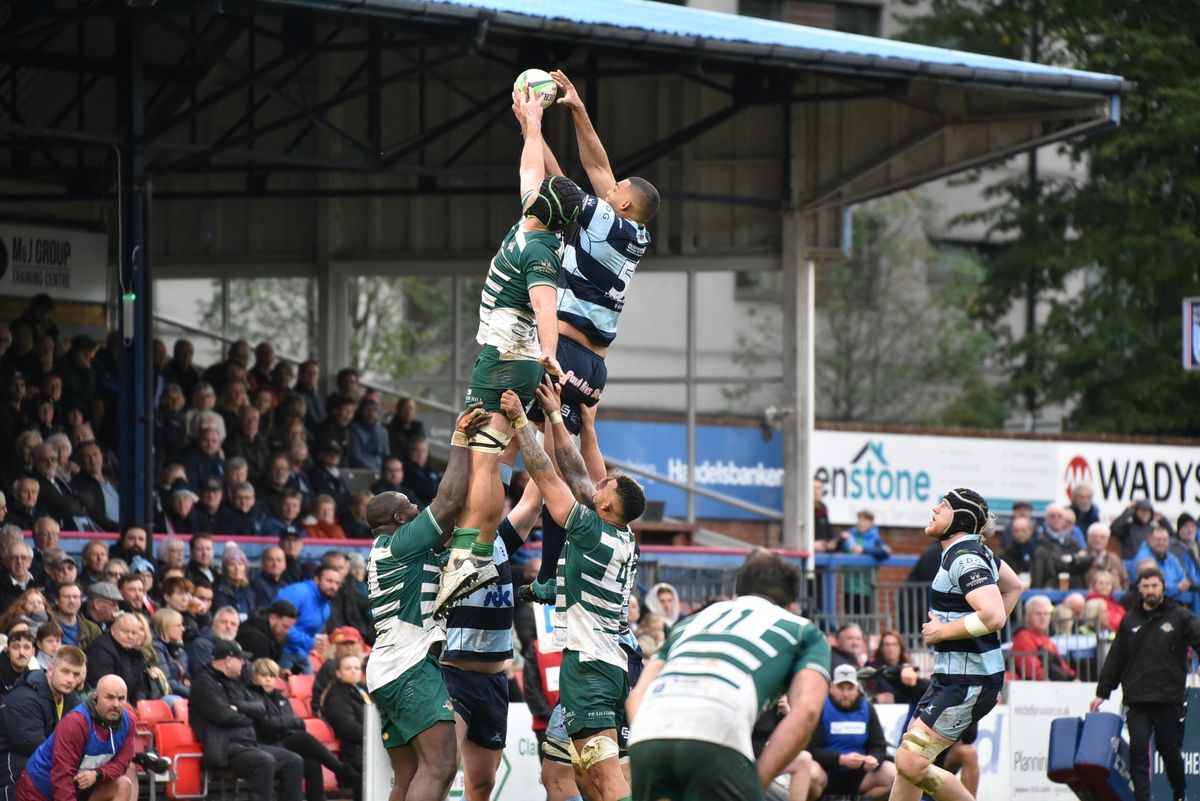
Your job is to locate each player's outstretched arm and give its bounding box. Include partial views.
[499,390,575,527]
[756,668,828,789]
[578,401,606,485]
[550,70,616,197]
[541,141,565,178]
[428,403,488,535]
[514,87,547,201]
[507,472,545,540]
[529,285,561,377]
[534,377,597,505]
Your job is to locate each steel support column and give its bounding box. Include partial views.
[116,12,153,528]
[781,211,813,564]
[685,271,697,524]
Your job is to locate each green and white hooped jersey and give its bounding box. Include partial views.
[627,594,831,761]
[477,220,564,360]
[364,508,445,692]
[554,502,638,671]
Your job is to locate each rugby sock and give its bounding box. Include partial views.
[616,796,631,801]
[499,462,514,487]
[537,506,567,584]
[471,536,494,559]
[452,528,478,550]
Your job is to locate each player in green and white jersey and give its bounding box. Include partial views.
[363,404,488,801]
[626,551,832,801]
[500,380,644,801]
[436,85,587,616]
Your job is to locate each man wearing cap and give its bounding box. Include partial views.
[162,480,201,534]
[312,626,364,715]
[888,490,1023,801]
[237,600,298,664]
[191,638,303,801]
[790,664,894,801]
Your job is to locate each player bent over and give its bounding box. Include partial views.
[626,551,831,801]
[500,386,642,801]
[435,85,586,614]
[363,405,487,801]
[889,489,1022,801]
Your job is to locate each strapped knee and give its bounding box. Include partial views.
[468,425,511,454]
[914,763,954,794]
[577,735,619,772]
[900,728,949,761]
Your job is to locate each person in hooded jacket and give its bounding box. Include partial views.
[246,658,358,801]
[0,647,86,801]
[644,581,681,635]
[316,654,368,788]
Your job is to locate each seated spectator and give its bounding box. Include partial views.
[370,457,418,504]
[186,605,240,672]
[101,559,129,587]
[307,441,351,515]
[1171,513,1200,583]
[30,443,95,532]
[246,658,358,801]
[57,335,98,414]
[1112,499,1173,560]
[318,654,369,775]
[213,548,254,621]
[0,630,34,700]
[1069,484,1101,533]
[9,431,41,489]
[257,453,301,518]
[118,573,153,620]
[250,546,289,609]
[999,515,1037,580]
[1078,522,1129,591]
[1011,595,1076,681]
[79,541,107,587]
[155,535,187,577]
[1085,569,1125,631]
[264,490,306,540]
[0,645,86,799]
[314,396,354,458]
[0,589,51,636]
[181,425,226,492]
[82,581,122,632]
[86,612,154,705]
[311,627,364,715]
[287,441,315,501]
[326,368,359,412]
[263,359,291,406]
[154,384,189,468]
[162,480,200,535]
[29,517,58,585]
[387,397,425,463]
[108,524,149,564]
[7,477,45,531]
[185,532,217,586]
[319,552,372,646]
[345,397,387,471]
[279,530,307,585]
[273,566,342,675]
[794,664,894,801]
[293,361,324,433]
[1133,524,1192,599]
[347,553,367,599]
[226,406,270,483]
[0,543,37,611]
[160,576,200,643]
[401,438,440,507]
[237,601,298,664]
[184,383,223,440]
[50,582,97,650]
[193,480,225,534]
[222,482,271,536]
[33,621,62,671]
[150,608,190,698]
[163,339,200,402]
[829,623,866,672]
[1030,504,1088,589]
[863,630,926,705]
[305,495,346,540]
[343,491,371,539]
[216,383,250,442]
[16,674,137,801]
[70,442,118,532]
[30,395,60,442]
[189,640,303,801]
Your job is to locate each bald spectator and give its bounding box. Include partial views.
[163,340,201,403]
[86,613,152,704]
[345,396,388,471]
[181,426,226,492]
[226,406,270,484]
[70,442,118,531]
[0,544,36,611]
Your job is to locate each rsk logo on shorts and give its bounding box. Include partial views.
[483,588,512,608]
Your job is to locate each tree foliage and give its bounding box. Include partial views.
[896,0,1200,435]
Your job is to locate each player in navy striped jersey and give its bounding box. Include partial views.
[890,489,1022,801]
[521,69,661,606]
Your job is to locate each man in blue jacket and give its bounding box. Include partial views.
[0,647,86,801]
[274,565,343,674]
[1134,525,1193,599]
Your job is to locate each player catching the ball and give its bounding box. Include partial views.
[434,84,586,614]
[522,69,661,604]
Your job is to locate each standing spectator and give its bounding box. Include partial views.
[1113,499,1174,560]
[50,583,97,649]
[326,368,359,411]
[304,495,346,540]
[181,426,226,492]
[307,443,350,514]
[16,675,137,801]
[247,343,275,393]
[345,397,388,471]
[273,566,342,674]
[811,477,837,552]
[0,646,86,800]
[293,361,324,434]
[1080,522,1130,591]
[85,613,154,704]
[839,510,890,614]
[387,397,425,462]
[0,373,31,466]
[0,631,34,701]
[189,639,303,801]
[236,601,298,664]
[150,608,190,698]
[225,406,270,484]
[1134,524,1193,599]
[1091,566,1200,801]
[1069,485,1101,534]
[56,335,98,414]
[1011,596,1075,681]
[163,340,201,404]
[250,547,289,609]
[70,442,118,531]
[213,548,255,620]
[317,654,369,775]
[1170,513,1200,583]
[794,664,895,801]
[315,397,355,456]
[185,533,216,586]
[401,438,440,508]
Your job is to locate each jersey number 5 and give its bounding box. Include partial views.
[606,260,637,306]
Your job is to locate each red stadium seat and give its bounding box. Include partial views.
[304,718,340,755]
[289,696,312,719]
[275,677,288,695]
[173,699,189,724]
[288,674,314,702]
[138,699,175,728]
[154,721,206,800]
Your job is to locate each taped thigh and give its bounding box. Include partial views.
[914,763,954,794]
[577,735,619,772]
[900,727,950,762]
[468,425,510,454]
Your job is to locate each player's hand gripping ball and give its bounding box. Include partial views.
[514,68,558,108]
